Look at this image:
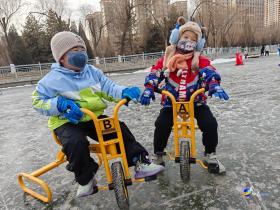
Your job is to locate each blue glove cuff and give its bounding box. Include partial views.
[122,87,141,102]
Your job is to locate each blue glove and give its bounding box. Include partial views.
[140,88,155,106]
[199,67,221,83]
[144,73,158,86]
[122,87,141,102]
[208,82,229,100]
[57,96,84,124]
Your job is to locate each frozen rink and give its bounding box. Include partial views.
[0,55,280,210]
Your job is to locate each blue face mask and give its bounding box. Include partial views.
[67,51,88,69]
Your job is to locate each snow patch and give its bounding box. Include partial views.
[211,58,236,64]
[107,67,151,76]
[0,84,35,90]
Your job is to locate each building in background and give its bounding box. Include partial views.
[200,0,264,29]
[169,0,188,18]
[99,0,277,50]
[151,0,169,22]
[100,0,120,42]
[86,12,103,38]
[100,0,170,54]
[134,0,153,44]
[264,0,280,27]
[233,0,264,30]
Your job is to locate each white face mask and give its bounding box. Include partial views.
[177,39,197,52]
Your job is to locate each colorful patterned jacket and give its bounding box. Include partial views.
[145,55,221,107]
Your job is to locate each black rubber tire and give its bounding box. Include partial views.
[111,162,129,210]
[180,141,191,182]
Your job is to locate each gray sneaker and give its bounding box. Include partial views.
[76,176,98,198]
[203,153,226,174]
[153,154,165,166]
[134,162,165,179]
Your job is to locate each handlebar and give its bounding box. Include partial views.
[160,88,205,103]
[80,98,128,121]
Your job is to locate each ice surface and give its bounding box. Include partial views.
[0,55,280,209]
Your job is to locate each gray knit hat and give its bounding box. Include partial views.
[50,31,87,63]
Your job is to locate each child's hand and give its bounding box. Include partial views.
[140,88,155,106]
[57,96,84,124]
[208,82,229,100]
[122,87,141,103]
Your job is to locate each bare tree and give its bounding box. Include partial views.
[35,0,69,18]
[190,0,210,21]
[31,0,71,28]
[145,8,168,47]
[79,3,98,21]
[78,4,109,57]
[113,0,138,54]
[195,0,248,47]
[195,0,219,47]
[0,0,24,63]
[0,38,10,65]
[140,1,179,48]
[86,15,109,57]
[109,0,157,54]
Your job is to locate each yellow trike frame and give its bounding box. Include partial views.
[18,98,146,204]
[161,88,208,170]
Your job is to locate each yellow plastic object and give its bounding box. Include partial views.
[166,152,175,161]
[196,159,208,169]
[18,98,145,203]
[18,150,66,203]
[18,172,52,203]
[80,98,131,185]
[161,88,208,169]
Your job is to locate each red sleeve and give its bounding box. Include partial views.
[199,55,216,70]
[151,57,164,72]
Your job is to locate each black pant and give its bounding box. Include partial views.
[265,51,269,56]
[153,105,218,155]
[54,116,148,185]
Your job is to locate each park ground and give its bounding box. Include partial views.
[0,55,280,210]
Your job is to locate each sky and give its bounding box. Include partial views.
[13,0,189,32]
[13,0,100,32]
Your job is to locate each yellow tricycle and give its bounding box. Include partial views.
[160,88,209,181]
[18,98,155,210]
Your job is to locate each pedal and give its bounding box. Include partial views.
[144,174,157,182]
[159,161,165,167]
[92,186,99,194]
[125,178,132,186]
[189,157,196,164]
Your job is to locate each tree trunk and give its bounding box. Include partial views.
[120,30,127,55]
[3,26,12,64]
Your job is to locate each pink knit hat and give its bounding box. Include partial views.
[50,31,86,62]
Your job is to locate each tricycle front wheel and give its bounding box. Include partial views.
[111,162,129,210]
[180,141,191,182]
